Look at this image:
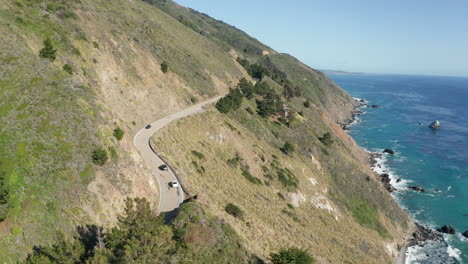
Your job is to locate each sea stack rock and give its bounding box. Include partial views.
[438,225,456,235]
[463,230,468,238]
[429,120,441,129]
[371,104,379,108]
[383,149,395,155]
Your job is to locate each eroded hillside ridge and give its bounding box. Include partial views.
[0,0,412,262]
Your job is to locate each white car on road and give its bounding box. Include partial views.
[169,181,179,188]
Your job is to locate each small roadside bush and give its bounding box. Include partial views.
[270,247,315,264]
[39,38,57,61]
[216,88,243,114]
[92,148,108,165]
[63,64,73,74]
[280,142,295,155]
[113,127,124,141]
[161,61,169,73]
[225,203,243,219]
[303,101,311,108]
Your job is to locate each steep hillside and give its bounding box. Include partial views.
[151,82,411,263]
[0,0,412,262]
[0,0,245,261]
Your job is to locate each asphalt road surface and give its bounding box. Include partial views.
[133,96,222,212]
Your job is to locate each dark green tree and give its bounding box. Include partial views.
[283,82,296,99]
[248,63,269,80]
[270,247,315,264]
[24,232,85,264]
[113,127,124,141]
[92,149,108,166]
[225,203,243,220]
[303,101,311,108]
[161,61,169,73]
[256,91,283,118]
[237,78,255,99]
[106,198,174,263]
[39,38,57,61]
[216,88,243,114]
[280,142,295,155]
[319,132,334,146]
[63,64,73,75]
[0,178,9,221]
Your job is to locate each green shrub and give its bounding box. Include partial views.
[280,142,295,155]
[349,199,389,238]
[92,41,99,49]
[227,155,241,167]
[191,150,205,159]
[319,132,334,146]
[303,101,310,108]
[225,203,243,219]
[113,127,124,141]
[241,169,262,185]
[0,181,9,221]
[63,64,73,74]
[287,203,294,209]
[237,78,255,99]
[109,146,118,159]
[92,148,108,165]
[255,83,283,118]
[276,168,298,190]
[270,247,315,264]
[39,38,57,61]
[161,61,169,73]
[216,88,243,113]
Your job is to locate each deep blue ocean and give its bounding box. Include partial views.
[329,74,468,263]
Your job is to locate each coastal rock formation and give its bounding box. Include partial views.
[409,185,425,192]
[371,104,379,108]
[380,173,396,192]
[429,120,441,129]
[383,149,395,155]
[463,230,468,238]
[438,225,456,235]
[408,223,444,247]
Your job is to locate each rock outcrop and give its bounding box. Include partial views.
[383,149,395,155]
[463,230,468,238]
[408,223,444,247]
[429,120,441,129]
[438,225,456,235]
[409,185,425,192]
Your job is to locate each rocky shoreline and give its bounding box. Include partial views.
[340,97,367,130]
[343,97,457,264]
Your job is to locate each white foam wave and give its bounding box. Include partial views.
[447,246,462,263]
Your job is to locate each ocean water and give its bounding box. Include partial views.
[329,74,468,263]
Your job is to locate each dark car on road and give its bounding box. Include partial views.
[159,164,168,171]
[145,124,151,129]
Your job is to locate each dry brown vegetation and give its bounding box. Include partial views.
[152,100,413,263]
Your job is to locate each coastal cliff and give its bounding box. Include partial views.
[0,0,412,262]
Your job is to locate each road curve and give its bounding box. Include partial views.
[133,96,222,213]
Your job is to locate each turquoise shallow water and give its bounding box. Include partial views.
[329,74,468,263]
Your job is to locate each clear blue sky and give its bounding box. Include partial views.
[175,0,468,77]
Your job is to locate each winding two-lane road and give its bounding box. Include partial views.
[133,96,222,212]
